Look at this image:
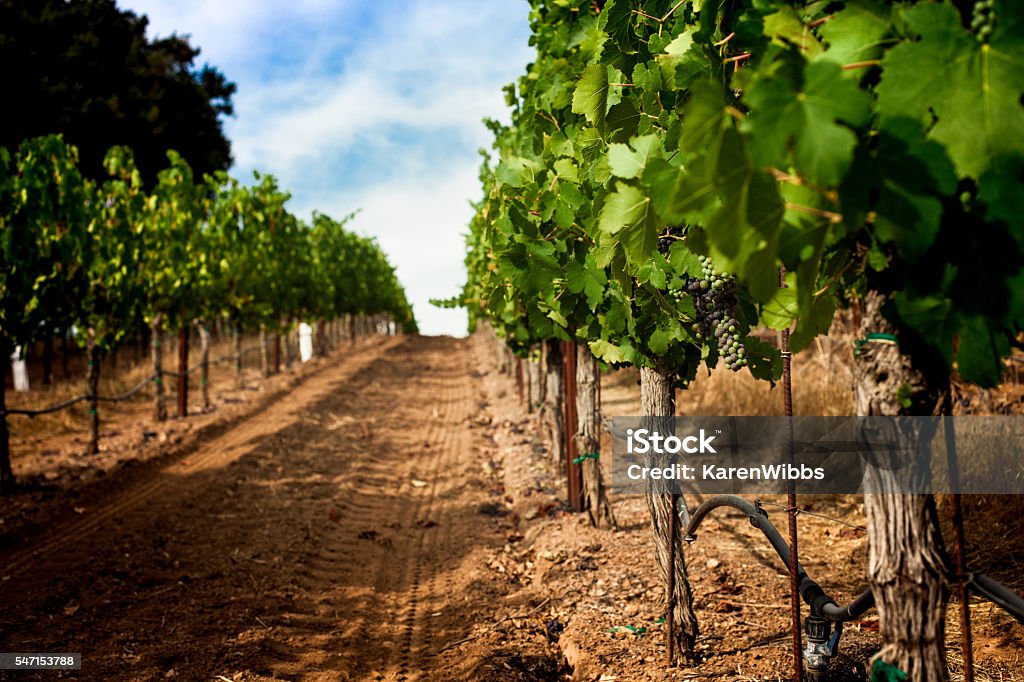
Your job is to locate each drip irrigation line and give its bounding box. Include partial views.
[685,494,1024,626]
[94,374,160,402]
[686,494,873,622]
[969,573,1024,625]
[2,345,264,417]
[3,394,89,416]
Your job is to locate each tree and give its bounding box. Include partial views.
[0,0,235,186]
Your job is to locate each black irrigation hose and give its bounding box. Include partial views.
[94,374,160,402]
[3,394,90,416]
[685,494,1024,626]
[970,573,1024,625]
[686,494,871,622]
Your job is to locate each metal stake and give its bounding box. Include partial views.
[781,267,803,682]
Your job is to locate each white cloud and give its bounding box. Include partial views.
[121,0,533,335]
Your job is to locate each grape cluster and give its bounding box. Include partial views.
[657,226,683,256]
[971,0,996,42]
[685,256,747,371]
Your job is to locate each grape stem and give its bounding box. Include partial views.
[842,60,881,71]
[785,202,843,223]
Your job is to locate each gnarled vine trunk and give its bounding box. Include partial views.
[197,322,211,410]
[233,321,244,389]
[259,325,269,378]
[527,348,543,415]
[855,290,950,682]
[273,333,281,375]
[640,364,697,663]
[151,314,167,422]
[284,321,295,370]
[576,345,616,528]
[541,339,565,463]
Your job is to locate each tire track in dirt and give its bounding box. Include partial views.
[250,336,473,681]
[0,336,518,682]
[391,369,467,681]
[396,374,472,680]
[0,337,402,583]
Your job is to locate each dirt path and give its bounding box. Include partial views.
[0,335,519,681]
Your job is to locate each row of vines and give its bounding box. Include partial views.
[1,134,416,494]
[453,0,1023,679]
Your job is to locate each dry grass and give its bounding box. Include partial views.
[601,326,857,417]
[7,334,265,440]
[681,330,855,416]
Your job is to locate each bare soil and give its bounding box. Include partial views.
[1,333,1022,681]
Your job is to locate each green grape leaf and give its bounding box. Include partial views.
[979,156,1024,245]
[891,293,956,367]
[817,0,891,67]
[790,294,838,352]
[608,134,663,179]
[553,157,580,184]
[598,182,658,266]
[643,157,716,225]
[744,59,870,186]
[636,252,669,289]
[875,1,1024,179]
[648,328,671,355]
[496,157,540,188]
[589,338,628,364]
[633,61,662,92]
[599,0,643,54]
[744,336,783,384]
[957,318,1007,387]
[761,286,797,330]
[762,7,823,57]
[668,242,703,278]
[565,256,608,310]
[657,28,707,89]
[572,65,623,129]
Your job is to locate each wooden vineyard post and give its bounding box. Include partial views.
[562,341,583,513]
[177,326,189,418]
[152,314,167,421]
[86,328,100,455]
[515,357,524,406]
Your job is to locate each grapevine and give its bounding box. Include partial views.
[456,0,1024,676]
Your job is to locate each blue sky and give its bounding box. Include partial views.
[120,0,534,336]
